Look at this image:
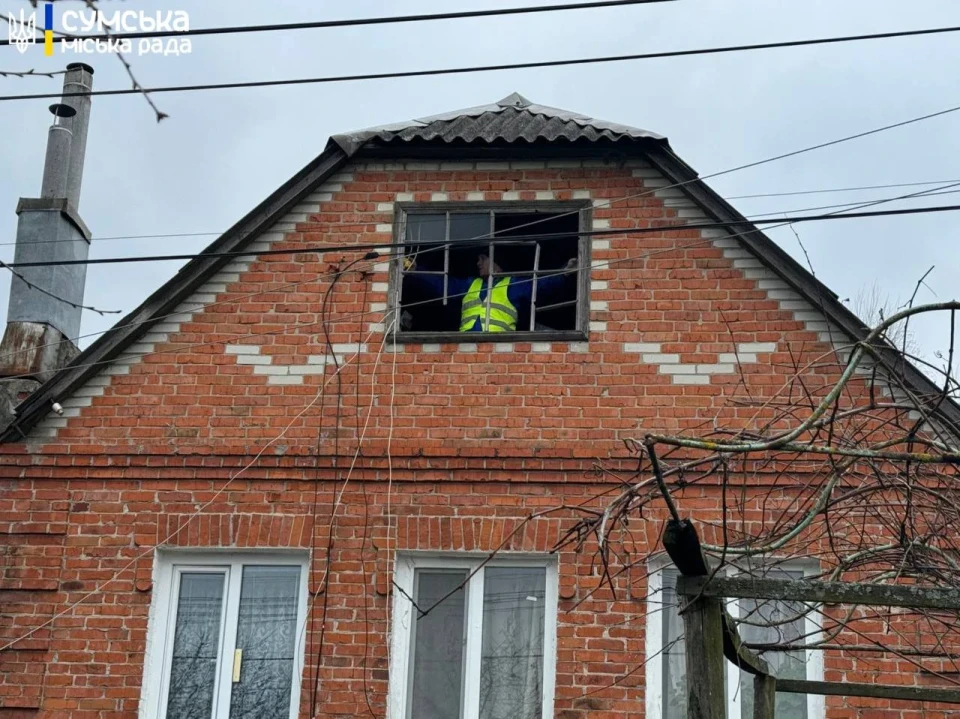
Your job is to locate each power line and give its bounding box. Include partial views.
[3,230,222,246]
[3,25,959,102]
[2,185,957,250]
[727,179,960,201]
[6,203,960,270]
[0,0,673,47]
[0,232,797,385]
[746,186,960,218]
[0,201,900,387]
[2,156,951,379]
[3,97,955,362]
[0,176,954,373]
[2,179,959,249]
[0,259,120,316]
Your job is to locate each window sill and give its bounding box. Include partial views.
[391,330,588,345]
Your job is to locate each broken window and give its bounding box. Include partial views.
[393,206,586,338]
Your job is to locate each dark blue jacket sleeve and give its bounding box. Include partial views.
[507,271,569,305]
[404,272,472,299]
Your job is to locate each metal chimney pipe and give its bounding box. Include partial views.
[39,105,75,200]
[60,62,94,209]
[0,64,95,385]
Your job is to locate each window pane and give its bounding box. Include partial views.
[449,213,489,242]
[229,566,301,719]
[410,571,468,719]
[493,212,579,332]
[661,570,687,719]
[739,569,808,719]
[166,572,226,719]
[479,567,546,719]
[405,213,446,244]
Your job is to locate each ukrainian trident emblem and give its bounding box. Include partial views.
[7,9,37,54]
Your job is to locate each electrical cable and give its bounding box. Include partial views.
[2,179,958,249]
[2,176,957,370]
[3,25,959,102]
[0,230,223,246]
[0,176,956,249]
[0,253,374,364]
[0,256,120,316]
[0,209,913,389]
[0,189,943,368]
[4,83,956,361]
[308,252,375,715]
[0,342,373,653]
[0,0,673,46]
[3,96,957,377]
[727,179,960,201]
[746,186,960,218]
[0,234,728,387]
[1,176,954,374]
[5,202,960,269]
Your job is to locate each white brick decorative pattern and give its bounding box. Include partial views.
[226,344,369,385]
[625,342,778,385]
[32,158,890,439]
[34,169,363,437]
[645,178,920,407]
[648,187,850,347]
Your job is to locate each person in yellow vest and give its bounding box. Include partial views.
[404,252,577,332]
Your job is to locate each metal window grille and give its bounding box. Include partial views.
[399,210,580,332]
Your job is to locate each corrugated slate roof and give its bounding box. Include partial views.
[331,92,664,154]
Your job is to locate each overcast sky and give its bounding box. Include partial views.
[1,0,958,368]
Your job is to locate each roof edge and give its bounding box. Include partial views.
[644,145,960,434]
[8,134,956,442]
[2,143,353,442]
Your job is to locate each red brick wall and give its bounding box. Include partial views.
[28,160,847,454]
[1,160,953,717]
[2,462,955,718]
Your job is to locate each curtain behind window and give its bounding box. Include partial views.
[479,567,546,719]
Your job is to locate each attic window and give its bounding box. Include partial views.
[392,203,590,341]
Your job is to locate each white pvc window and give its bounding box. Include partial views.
[645,562,824,719]
[140,552,309,719]
[389,555,559,719]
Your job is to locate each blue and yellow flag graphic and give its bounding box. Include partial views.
[44,3,53,56]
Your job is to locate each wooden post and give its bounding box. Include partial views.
[682,593,726,719]
[753,673,776,719]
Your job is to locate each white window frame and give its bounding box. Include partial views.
[139,550,309,719]
[388,553,559,719]
[645,559,825,719]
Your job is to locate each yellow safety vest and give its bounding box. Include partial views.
[460,277,518,332]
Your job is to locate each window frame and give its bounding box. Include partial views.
[388,553,560,719]
[140,550,310,719]
[644,559,825,719]
[389,201,593,344]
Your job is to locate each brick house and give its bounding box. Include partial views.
[1,91,957,719]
